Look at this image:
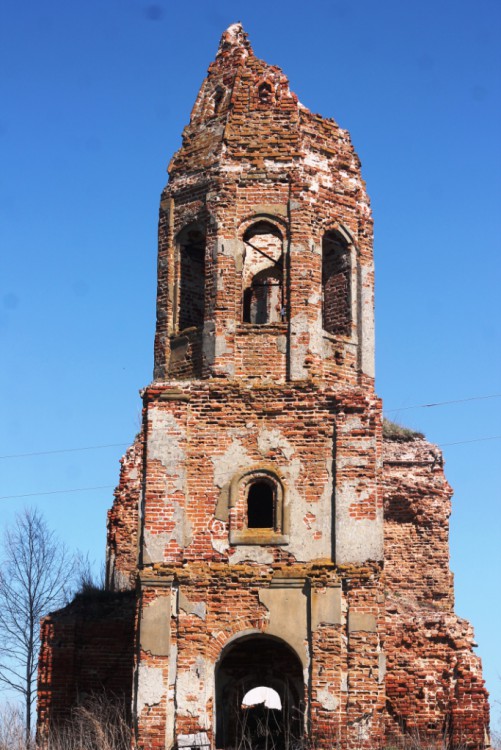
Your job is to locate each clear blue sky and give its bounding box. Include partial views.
[1,0,500,731]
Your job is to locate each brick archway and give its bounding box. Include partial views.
[215,634,304,749]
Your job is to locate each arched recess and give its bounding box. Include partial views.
[176,223,206,332]
[322,228,351,336]
[227,467,288,545]
[242,221,284,325]
[215,634,304,749]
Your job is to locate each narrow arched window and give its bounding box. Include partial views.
[322,230,351,335]
[247,481,275,529]
[242,221,284,325]
[258,82,273,104]
[213,86,224,115]
[243,266,283,324]
[177,225,205,331]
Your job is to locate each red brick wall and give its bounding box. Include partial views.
[37,592,135,739]
[106,436,142,591]
[383,436,490,746]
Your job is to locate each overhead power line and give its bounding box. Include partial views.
[438,435,501,447]
[0,393,499,468]
[0,443,129,460]
[1,435,500,502]
[0,485,115,501]
[385,393,501,413]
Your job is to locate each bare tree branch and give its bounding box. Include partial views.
[0,508,77,747]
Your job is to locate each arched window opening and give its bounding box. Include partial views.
[243,266,283,324]
[178,225,206,332]
[247,481,275,529]
[242,221,284,325]
[258,81,273,104]
[213,86,224,115]
[322,229,351,336]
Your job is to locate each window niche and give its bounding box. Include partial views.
[258,81,273,104]
[176,224,206,332]
[213,86,224,115]
[228,468,288,545]
[321,229,351,336]
[242,221,284,325]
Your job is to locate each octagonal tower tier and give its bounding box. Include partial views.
[154,23,374,387]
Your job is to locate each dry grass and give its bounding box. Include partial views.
[44,696,131,750]
[1,699,493,750]
[383,418,424,442]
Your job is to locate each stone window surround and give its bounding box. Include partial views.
[228,466,289,546]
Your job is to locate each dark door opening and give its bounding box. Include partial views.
[215,635,304,750]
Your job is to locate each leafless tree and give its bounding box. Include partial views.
[0,508,75,746]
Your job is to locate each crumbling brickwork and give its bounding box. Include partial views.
[37,23,489,750]
[106,435,143,591]
[383,436,489,748]
[37,592,135,734]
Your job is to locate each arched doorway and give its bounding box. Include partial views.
[215,634,304,750]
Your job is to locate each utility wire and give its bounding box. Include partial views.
[0,394,499,467]
[385,393,501,413]
[0,443,129,460]
[438,435,501,447]
[0,485,115,501]
[1,436,500,502]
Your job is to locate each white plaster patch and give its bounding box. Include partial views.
[148,410,186,492]
[287,455,331,561]
[257,428,295,461]
[303,150,330,173]
[168,643,178,687]
[136,663,165,715]
[176,656,212,728]
[353,712,372,742]
[263,159,295,172]
[289,312,309,380]
[214,334,228,356]
[308,291,321,306]
[316,688,339,711]
[143,499,192,561]
[143,529,171,563]
[211,535,229,555]
[179,590,207,620]
[230,546,274,565]
[309,309,324,357]
[211,438,250,489]
[360,263,375,378]
[337,415,364,434]
[335,507,383,564]
[277,335,287,354]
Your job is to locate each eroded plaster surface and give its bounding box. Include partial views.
[140,595,171,656]
[259,586,308,666]
[136,663,165,715]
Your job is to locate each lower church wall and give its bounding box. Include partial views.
[36,432,491,749]
[37,591,135,740]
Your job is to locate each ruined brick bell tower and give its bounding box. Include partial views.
[37,22,491,750]
[111,22,385,749]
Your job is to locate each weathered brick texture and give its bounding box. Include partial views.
[37,592,135,736]
[383,437,489,748]
[37,22,489,750]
